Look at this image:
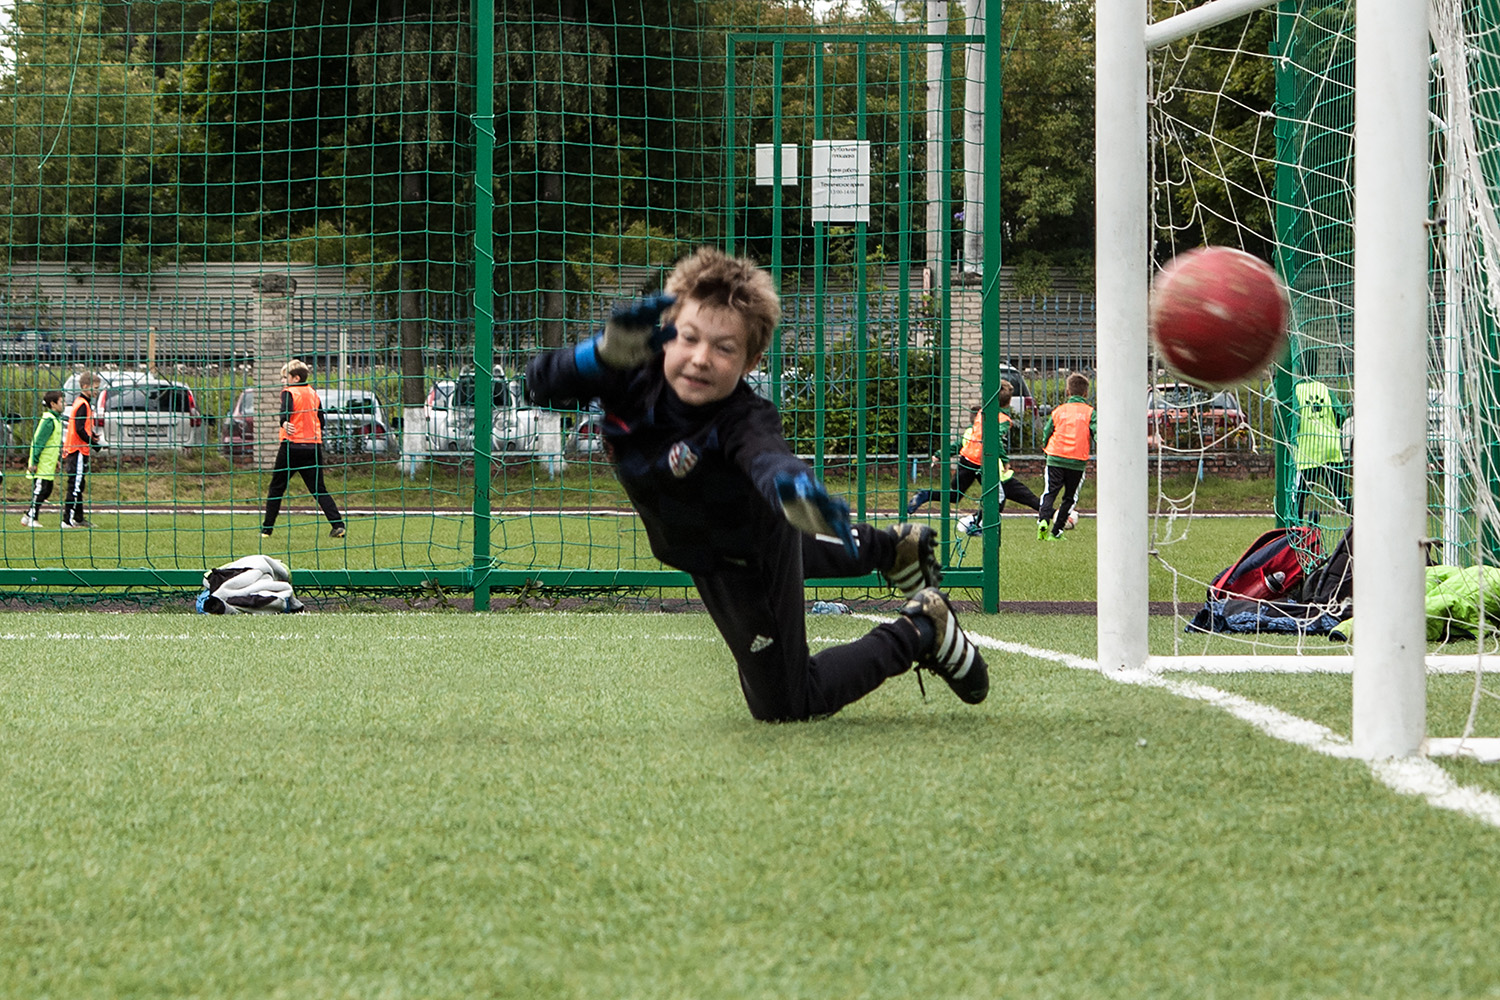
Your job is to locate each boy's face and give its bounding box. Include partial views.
[48,398,63,412]
[663,298,762,406]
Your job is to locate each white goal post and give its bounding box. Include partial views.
[1095,0,1430,758]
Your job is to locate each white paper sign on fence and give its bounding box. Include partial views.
[811,140,870,223]
[754,144,797,186]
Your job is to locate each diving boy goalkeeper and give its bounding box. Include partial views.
[525,246,989,722]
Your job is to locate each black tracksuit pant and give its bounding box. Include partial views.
[912,458,1042,516]
[61,451,88,525]
[27,477,54,520]
[693,523,924,722]
[1039,465,1085,535]
[262,442,344,529]
[1000,475,1042,513]
[909,458,983,512]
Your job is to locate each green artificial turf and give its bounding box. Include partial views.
[3,611,1500,999]
[0,504,1280,604]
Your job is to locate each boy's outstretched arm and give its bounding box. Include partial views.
[526,294,676,409]
[727,408,857,558]
[774,470,858,558]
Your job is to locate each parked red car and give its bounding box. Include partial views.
[1147,382,1251,450]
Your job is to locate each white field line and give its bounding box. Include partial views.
[850,612,1500,830]
[26,506,641,518]
[1142,655,1491,675]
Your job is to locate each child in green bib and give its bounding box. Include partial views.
[22,390,64,527]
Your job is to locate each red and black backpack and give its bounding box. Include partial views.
[1207,525,1322,602]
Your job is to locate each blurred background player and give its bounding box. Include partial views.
[525,246,988,722]
[906,381,1042,535]
[1038,372,1095,541]
[60,372,99,529]
[21,389,64,528]
[1291,374,1351,518]
[260,359,347,539]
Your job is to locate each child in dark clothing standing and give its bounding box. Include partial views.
[525,246,989,722]
[60,372,99,529]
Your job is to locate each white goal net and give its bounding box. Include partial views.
[1139,0,1500,756]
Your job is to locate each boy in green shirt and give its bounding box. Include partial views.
[22,390,64,527]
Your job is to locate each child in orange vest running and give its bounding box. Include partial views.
[1038,372,1096,540]
[907,403,985,517]
[907,382,1042,534]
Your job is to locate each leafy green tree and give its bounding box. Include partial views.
[343,0,473,404]
[996,0,1093,266]
[0,1,187,265]
[780,336,945,456]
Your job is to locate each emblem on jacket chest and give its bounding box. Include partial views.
[668,441,699,478]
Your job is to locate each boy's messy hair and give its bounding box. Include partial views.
[1066,372,1090,397]
[42,389,62,406]
[282,359,311,382]
[997,380,1013,407]
[663,246,781,360]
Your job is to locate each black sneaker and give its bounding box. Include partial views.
[900,587,989,704]
[884,523,941,597]
[329,525,346,539]
[260,527,273,538]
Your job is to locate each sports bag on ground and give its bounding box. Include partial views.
[1206,525,1321,602]
[196,555,305,614]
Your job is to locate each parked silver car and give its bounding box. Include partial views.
[63,370,206,453]
[565,401,605,456]
[422,366,543,454]
[221,385,394,457]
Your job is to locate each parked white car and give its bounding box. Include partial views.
[422,366,543,454]
[63,370,206,453]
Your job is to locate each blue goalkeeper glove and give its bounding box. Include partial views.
[775,471,858,558]
[593,293,677,370]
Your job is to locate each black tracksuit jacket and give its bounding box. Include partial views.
[526,346,920,722]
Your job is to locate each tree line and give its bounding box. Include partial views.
[0,0,1269,399]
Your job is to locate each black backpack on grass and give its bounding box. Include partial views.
[1298,526,1353,612]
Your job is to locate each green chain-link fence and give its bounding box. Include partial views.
[0,0,1101,609]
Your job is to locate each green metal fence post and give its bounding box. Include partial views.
[1272,0,1296,530]
[898,43,913,510]
[855,42,869,520]
[771,41,785,393]
[726,37,738,254]
[980,0,1003,613]
[813,45,827,482]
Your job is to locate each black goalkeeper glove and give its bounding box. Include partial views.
[594,293,677,370]
[775,471,858,558]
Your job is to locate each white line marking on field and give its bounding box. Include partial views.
[850,613,1500,830]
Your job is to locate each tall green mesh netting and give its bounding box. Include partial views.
[0,0,1102,609]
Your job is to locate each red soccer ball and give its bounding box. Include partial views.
[1149,247,1290,387]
